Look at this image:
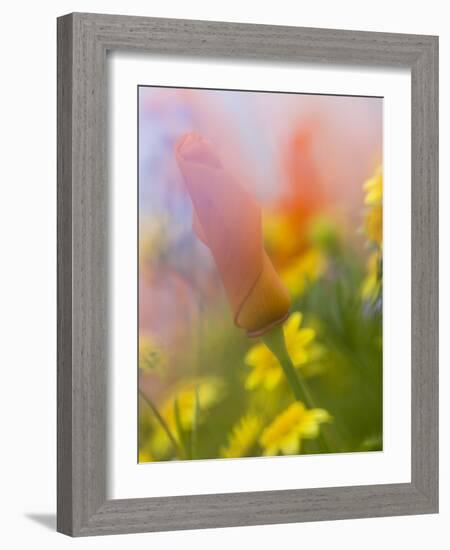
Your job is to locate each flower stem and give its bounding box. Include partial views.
[139,389,182,458]
[262,325,308,404]
[262,324,333,453]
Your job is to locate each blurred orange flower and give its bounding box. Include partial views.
[175,132,291,336]
[262,122,332,297]
[282,123,325,215]
[268,122,328,265]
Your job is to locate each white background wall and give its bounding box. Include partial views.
[0,1,447,548]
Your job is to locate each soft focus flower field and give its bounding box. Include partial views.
[138,86,383,462]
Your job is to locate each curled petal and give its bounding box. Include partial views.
[175,133,291,335]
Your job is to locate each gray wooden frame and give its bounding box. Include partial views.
[57,12,438,537]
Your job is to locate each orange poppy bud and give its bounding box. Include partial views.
[175,132,291,337]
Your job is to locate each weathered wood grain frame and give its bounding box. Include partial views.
[57,12,438,536]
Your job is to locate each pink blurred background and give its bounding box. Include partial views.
[138,86,382,398]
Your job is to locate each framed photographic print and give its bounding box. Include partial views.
[57,13,438,536]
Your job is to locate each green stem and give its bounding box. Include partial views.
[262,325,309,405]
[139,389,182,458]
[262,324,333,453]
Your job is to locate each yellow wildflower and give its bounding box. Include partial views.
[364,167,383,206]
[162,377,224,430]
[151,377,225,454]
[361,249,382,303]
[139,335,166,373]
[220,414,263,459]
[260,402,331,456]
[363,167,382,247]
[361,166,383,302]
[245,312,320,391]
[281,248,327,297]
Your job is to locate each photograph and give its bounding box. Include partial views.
[138,86,383,462]
[0,1,442,544]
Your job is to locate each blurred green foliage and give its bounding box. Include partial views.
[139,234,383,462]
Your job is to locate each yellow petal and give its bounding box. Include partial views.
[286,328,316,363]
[300,409,331,438]
[310,408,332,423]
[363,168,382,206]
[283,312,302,341]
[289,347,309,366]
[299,421,320,439]
[264,368,283,390]
[244,343,276,368]
[281,434,300,455]
[296,327,316,346]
